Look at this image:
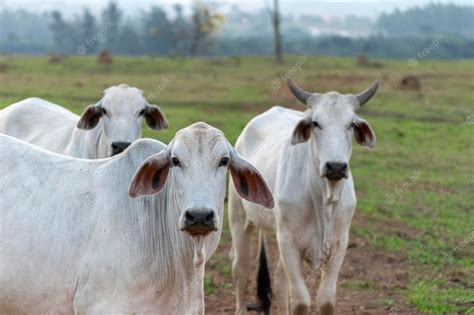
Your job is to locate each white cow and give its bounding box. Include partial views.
[0,84,168,158]
[0,122,274,315]
[228,79,378,315]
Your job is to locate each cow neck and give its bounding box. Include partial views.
[104,151,205,298]
[78,121,106,159]
[164,179,208,309]
[101,152,176,285]
[93,122,108,159]
[306,137,338,267]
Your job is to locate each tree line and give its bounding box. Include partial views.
[46,2,225,56]
[0,2,473,59]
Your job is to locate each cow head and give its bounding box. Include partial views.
[77,84,168,156]
[288,78,378,182]
[128,122,274,239]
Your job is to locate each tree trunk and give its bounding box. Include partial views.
[190,29,199,56]
[273,0,283,64]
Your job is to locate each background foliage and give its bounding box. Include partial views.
[0,3,473,58]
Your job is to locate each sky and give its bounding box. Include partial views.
[0,0,472,19]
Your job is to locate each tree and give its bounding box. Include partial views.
[101,1,122,52]
[78,9,98,54]
[170,4,191,56]
[117,24,143,55]
[376,3,474,38]
[49,10,74,54]
[142,6,172,55]
[189,1,224,56]
[265,0,283,63]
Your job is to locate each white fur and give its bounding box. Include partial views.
[0,84,154,158]
[0,123,235,315]
[229,92,374,315]
[1,122,272,314]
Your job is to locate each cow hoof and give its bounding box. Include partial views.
[319,302,334,315]
[246,302,262,312]
[292,303,309,315]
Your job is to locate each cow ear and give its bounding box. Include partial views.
[291,116,312,145]
[128,149,170,197]
[229,149,274,209]
[77,105,102,130]
[144,105,169,130]
[353,117,376,148]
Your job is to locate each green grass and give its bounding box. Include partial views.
[409,279,474,314]
[204,276,218,295]
[0,55,472,314]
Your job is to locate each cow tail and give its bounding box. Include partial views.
[246,232,272,314]
[256,232,272,314]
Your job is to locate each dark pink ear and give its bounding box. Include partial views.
[144,105,168,130]
[77,105,102,130]
[128,150,170,197]
[354,118,376,148]
[229,150,274,208]
[291,116,312,145]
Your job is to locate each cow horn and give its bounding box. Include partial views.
[356,80,379,106]
[287,78,312,105]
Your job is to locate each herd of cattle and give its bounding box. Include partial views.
[0,79,378,315]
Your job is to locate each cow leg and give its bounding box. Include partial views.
[231,223,254,315]
[278,232,310,315]
[274,258,290,315]
[229,188,254,315]
[316,232,349,315]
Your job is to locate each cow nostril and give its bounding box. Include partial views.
[185,211,194,222]
[183,209,216,235]
[111,142,132,154]
[324,162,348,180]
[185,209,215,227]
[326,162,347,172]
[205,213,214,223]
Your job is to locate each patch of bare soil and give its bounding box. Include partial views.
[205,212,419,314]
[356,55,384,68]
[399,75,421,91]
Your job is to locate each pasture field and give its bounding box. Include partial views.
[0,55,472,314]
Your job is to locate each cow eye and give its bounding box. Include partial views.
[218,157,230,167]
[171,157,181,167]
[101,108,108,116]
[312,121,322,129]
[139,109,146,116]
[349,122,357,129]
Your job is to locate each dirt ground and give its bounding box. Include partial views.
[205,212,420,315]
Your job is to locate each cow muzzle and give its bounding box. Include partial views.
[322,162,348,181]
[111,141,131,155]
[181,208,217,236]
